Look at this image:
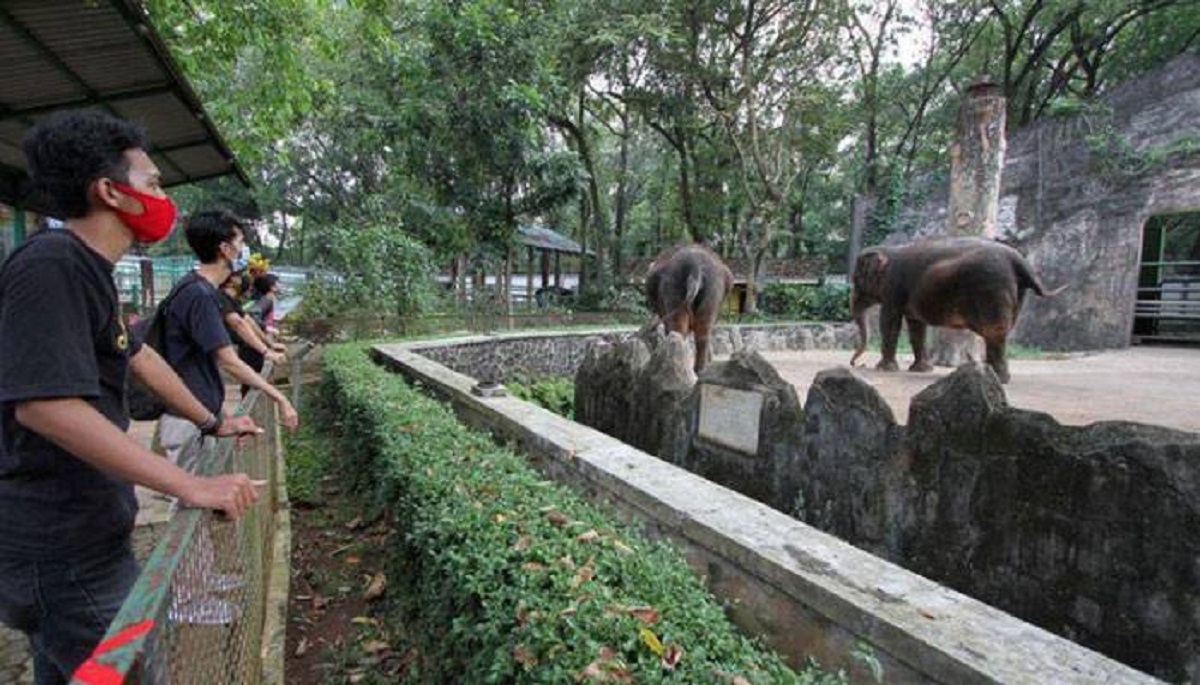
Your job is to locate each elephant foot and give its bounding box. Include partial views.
[876,359,900,372]
[909,360,933,373]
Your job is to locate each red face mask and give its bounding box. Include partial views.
[109,181,178,243]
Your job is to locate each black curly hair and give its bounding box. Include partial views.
[22,109,148,219]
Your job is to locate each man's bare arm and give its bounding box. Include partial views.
[14,398,259,519]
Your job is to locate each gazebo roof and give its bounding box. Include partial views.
[0,0,248,208]
[517,223,595,256]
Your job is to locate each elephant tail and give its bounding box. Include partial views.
[1014,256,1065,298]
[684,270,704,313]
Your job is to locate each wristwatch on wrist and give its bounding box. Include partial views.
[198,412,222,436]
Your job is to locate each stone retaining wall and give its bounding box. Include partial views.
[373,339,1160,685]
[575,333,1199,683]
[410,322,857,380]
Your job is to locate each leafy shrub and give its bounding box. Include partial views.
[507,376,575,419]
[292,220,440,324]
[758,282,851,321]
[319,345,843,684]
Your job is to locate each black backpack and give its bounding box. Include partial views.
[126,273,202,421]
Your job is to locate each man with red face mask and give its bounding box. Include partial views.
[0,109,264,684]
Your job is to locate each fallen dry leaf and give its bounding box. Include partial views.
[546,510,570,527]
[344,516,364,530]
[364,572,387,601]
[576,529,600,543]
[660,644,683,670]
[522,561,546,572]
[611,540,634,555]
[571,558,596,588]
[627,606,660,625]
[363,639,391,654]
[512,535,532,551]
[576,647,632,683]
[294,637,309,657]
[640,628,665,656]
[345,554,362,565]
[514,644,538,668]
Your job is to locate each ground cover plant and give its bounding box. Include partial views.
[319,344,845,684]
[506,376,576,419]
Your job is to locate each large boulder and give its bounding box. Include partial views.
[799,368,906,559]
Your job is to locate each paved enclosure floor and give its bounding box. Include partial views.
[754,346,1200,434]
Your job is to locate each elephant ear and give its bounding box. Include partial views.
[854,251,889,290]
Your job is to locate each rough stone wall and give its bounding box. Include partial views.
[412,322,856,381]
[574,340,1200,681]
[893,53,1200,351]
[900,365,1200,683]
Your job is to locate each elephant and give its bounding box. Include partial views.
[645,243,734,373]
[849,237,1061,383]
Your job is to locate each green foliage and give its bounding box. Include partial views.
[282,423,329,506]
[318,345,844,684]
[758,283,851,321]
[293,220,441,323]
[507,377,575,419]
[148,0,1198,287]
[574,282,651,314]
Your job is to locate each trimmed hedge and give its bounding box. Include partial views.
[320,345,843,684]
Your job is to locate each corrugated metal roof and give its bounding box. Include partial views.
[0,0,248,208]
[517,223,595,256]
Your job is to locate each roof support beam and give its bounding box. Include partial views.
[0,86,178,122]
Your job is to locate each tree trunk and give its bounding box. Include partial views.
[613,104,631,280]
[847,193,872,276]
[931,76,1007,367]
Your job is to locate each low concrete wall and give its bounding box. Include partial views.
[372,340,1159,684]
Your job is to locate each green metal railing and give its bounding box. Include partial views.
[70,355,302,685]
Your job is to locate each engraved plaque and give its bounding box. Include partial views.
[698,384,763,455]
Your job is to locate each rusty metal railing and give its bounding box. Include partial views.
[70,350,309,685]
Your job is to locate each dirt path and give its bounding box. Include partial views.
[286,480,413,684]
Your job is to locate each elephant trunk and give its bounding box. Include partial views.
[849,295,868,366]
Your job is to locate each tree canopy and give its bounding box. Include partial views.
[146,0,1200,308]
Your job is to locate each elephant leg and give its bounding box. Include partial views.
[696,328,710,371]
[906,318,933,372]
[875,305,902,372]
[982,328,1011,383]
[663,310,690,337]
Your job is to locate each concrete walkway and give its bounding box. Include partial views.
[756,345,1200,434]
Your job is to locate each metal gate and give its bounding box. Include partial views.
[1133,213,1200,344]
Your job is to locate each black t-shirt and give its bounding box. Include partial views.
[0,231,138,560]
[163,275,232,415]
[218,290,247,347]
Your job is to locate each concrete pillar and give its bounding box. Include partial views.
[931,76,1007,367]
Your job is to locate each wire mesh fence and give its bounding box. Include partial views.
[70,357,297,685]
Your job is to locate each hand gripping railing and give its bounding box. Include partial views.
[70,351,307,685]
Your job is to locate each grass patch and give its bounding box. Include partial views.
[283,423,330,506]
[318,344,844,684]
